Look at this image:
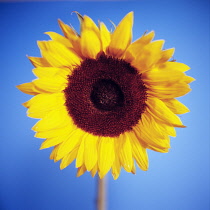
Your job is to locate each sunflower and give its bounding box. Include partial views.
[17,12,194,179]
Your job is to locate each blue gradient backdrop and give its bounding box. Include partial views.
[1,1,209,210]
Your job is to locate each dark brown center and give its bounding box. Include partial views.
[64,53,147,137]
[90,79,124,111]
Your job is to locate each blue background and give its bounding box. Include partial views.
[1,0,209,210]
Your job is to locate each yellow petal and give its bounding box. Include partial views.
[81,15,99,34]
[33,67,59,78]
[75,137,85,168]
[90,164,98,178]
[124,31,155,61]
[56,128,84,160]
[158,61,190,72]
[33,75,67,93]
[147,145,169,153]
[37,40,81,68]
[100,22,111,52]
[131,163,136,175]
[111,155,121,180]
[147,83,191,99]
[132,40,165,71]
[98,137,115,178]
[134,30,155,46]
[76,165,87,177]
[133,114,170,152]
[40,127,73,149]
[80,15,101,58]
[32,107,71,132]
[142,114,175,138]
[40,136,64,150]
[141,112,168,137]
[119,133,133,172]
[84,135,98,171]
[159,123,176,137]
[145,64,192,99]
[45,31,73,48]
[25,93,65,118]
[129,131,148,171]
[81,30,101,59]
[32,67,70,79]
[60,147,78,170]
[183,76,195,84]
[17,82,40,95]
[35,123,76,139]
[49,145,60,162]
[28,56,51,68]
[158,48,175,63]
[146,97,185,127]
[107,12,133,57]
[58,19,81,56]
[141,112,167,139]
[111,139,121,180]
[58,19,78,40]
[142,67,185,85]
[163,99,190,114]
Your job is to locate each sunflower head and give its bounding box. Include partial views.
[17,12,194,179]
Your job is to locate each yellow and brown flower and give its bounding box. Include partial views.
[17,12,194,179]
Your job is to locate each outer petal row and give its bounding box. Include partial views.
[32,12,134,66]
[44,124,149,179]
[80,15,102,59]
[23,92,65,118]
[146,96,185,128]
[107,12,133,57]
[37,40,81,68]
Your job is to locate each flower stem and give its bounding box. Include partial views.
[97,176,107,210]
